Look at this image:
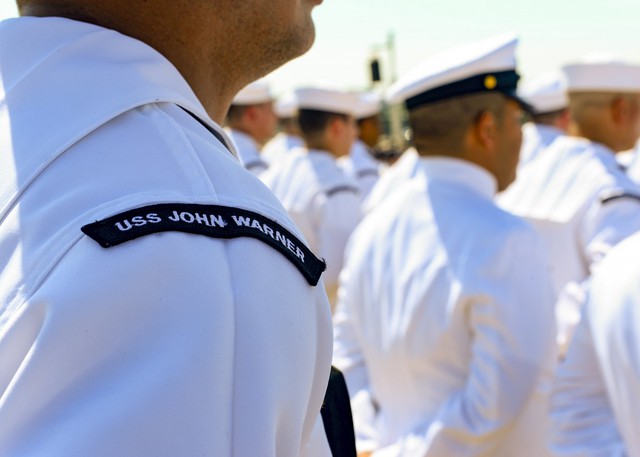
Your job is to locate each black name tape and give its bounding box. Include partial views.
[81,203,326,286]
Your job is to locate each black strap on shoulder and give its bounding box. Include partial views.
[356,169,379,180]
[600,191,640,205]
[321,366,357,457]
[81,203,325,286]
[325,185,360,198]
[179,106,234,153]
[244,160,269,172]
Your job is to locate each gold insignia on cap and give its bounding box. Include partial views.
[484,75,498,90]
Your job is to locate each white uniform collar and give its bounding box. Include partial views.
[306,148,336,160]
[0,16,232,219]
[417,156,498,198]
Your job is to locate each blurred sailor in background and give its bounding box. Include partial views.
[338,92,383,203]
[498,58,640,353]
[225,80,277,175]
[261,86,362,307]
[550,229,640,456]
[517,71,570,168]
[261,91,305,164]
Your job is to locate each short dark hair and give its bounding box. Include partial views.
[357,114,378,129]
[409,92,506,155]
[225,104,249,124]
[297,109,348,138]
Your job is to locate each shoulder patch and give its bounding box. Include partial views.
[244,160,268,171]
[356,169,379,180]
[600,191,640,205]
[82,203,326,286]
[325,185,360,198]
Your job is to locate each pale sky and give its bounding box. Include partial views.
[2,0,640,96]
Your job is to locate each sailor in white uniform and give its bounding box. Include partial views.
[333,34,556,457]
[338,92,383,203]
[517,71,570,168]
[550,230,640,456]
[498,59,640,352]
[0,2,332,456]
[225,80,276,175]
[261,92,305,165]
[261,86,362,307]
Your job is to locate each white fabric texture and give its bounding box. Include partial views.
[261,148,362,290]
[338,140,381,203]
[0,16,332,457]
[225,128,269,175]
[333,157,557,457]
[550,232,640,456]
[517,123,566,169]
[622,141,640,182]
[261,132,305,165]
[362,148,421,214]
[498,136,640,349]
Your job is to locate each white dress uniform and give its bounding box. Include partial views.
[333,157,557,456]
[518,122,565,168]
[225,128,269,175]
[338,140,381,203]
[516,70,568,168]
[261,148,362,291]
[550,231,640,456]
[262,131,305,164]
[498,136,640,347]
[0,16,332,457]
[362,147,421,214]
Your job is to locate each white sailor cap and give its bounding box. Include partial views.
[274,92,298,118]
[386,33,527,110]
[518,71,568,114]
[563,56,640,93]
[354,92,382,119]
[295,86,359,116]
[232,80,273,105]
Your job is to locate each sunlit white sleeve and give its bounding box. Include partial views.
[374,227,556,456]
[580,196,640,270]
[333,253,379,453]
[549,304,626,457]
[586,233,640,457]
[315,189,362,290]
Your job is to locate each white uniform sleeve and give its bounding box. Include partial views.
[333,262,380,453]
[315,189,362,290]
[374,227,557,456]
[301,415,333,457]
[549,305,626,457]
[557,196,640,355]
[580,196,640,270]
[0,231,331,457]
[586,238,640,457]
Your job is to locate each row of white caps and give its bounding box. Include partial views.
[232,81,382,119]
[233,33,640,117]
[519,56,640,114]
